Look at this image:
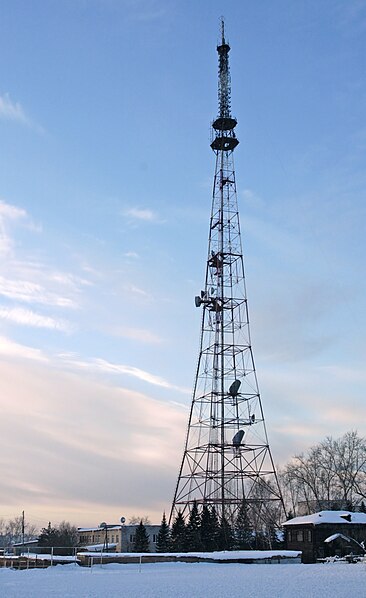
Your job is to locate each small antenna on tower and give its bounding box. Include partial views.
[220,16,225,45]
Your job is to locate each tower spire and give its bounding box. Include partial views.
[170,21,284,541]
[211,18,238,153]
[217,17,231,119]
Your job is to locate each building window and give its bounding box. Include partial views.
[287,530,292,542]
[111,535,115,543]
[130,535,135,543]
[304,530,312,542]
[115,535,119,543]
[152,534,157,543]
[297,530,304,542]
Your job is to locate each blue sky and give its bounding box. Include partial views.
[0,0,365,528]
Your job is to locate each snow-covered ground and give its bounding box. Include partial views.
[0,561,365,598]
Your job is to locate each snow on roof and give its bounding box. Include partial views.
[324,533,352,543]
[13,539,39,546]
[78,526,121,532]
[283,511,366,527]
[80,543,118,552]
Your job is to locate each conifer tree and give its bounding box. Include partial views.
[235,500,253,550]
[217,515,234,551]
[200,505,219,552]
[156,512,171,552]
[171,510,186,552]
[132,520,150,552]
[38,522,59,547]
[185,500,202,551]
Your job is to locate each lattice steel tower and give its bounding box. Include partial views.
[170,21,284,526]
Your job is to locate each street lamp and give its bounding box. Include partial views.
[120,517,126,553]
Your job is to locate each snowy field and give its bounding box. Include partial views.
[1,561,366,598]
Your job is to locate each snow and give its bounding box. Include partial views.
[82,543,118,552]
[283,510,366,526]
[1,561,366,598]
[78,526,120,532]
[324,533,352,543]
[77,549,301,561]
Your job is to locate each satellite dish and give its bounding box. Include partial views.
[232,429,245,447]
[99,522,107,528]
[229,379,241,397]
[195,296,203,307]
[120,517,126,524]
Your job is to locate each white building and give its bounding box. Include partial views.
[77,524,160,552]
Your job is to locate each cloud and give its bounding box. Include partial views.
[0,93,30,125]
[0,336,47,362]
[0,276,78,308]
[0,359,187,526]
[0,93,43,132]
[58,353,189,394]
[125,283,151,299]
[110,326,163,344]
[0,199,28,256]
[124,208,158,221]
[0,200,27,220]
[0,307,73,332]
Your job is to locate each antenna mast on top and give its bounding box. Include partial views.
[217,17,231,119]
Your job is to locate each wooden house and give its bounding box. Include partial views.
[283,511,366,563]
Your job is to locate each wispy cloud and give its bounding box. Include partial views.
[0,200,27,220]
[110,326,163,344]
[0,276,78,308]
[0,199,27,256]
[58,352,189,394]
[125,207,159,221]
[0,336,47,362]
[125,283,151,299]
[0,93,43,132]
[0,307,72,332]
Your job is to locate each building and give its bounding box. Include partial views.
[283,511,366,563]
[77,524,160,553]
[12,539,40,556]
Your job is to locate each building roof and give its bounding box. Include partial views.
[78,526,121,533]
[283,511,366,527]
[13,539,39,547]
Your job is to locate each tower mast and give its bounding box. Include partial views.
[170,20,284,532]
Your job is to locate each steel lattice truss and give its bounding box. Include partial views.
[170,22,285,526]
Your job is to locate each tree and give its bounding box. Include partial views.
[217,516,234,551]
[235,501,253,550]
[38,521,78,548]
[132,520,150,552]
[200,505,219,552]
[38,522,59,547]
[0,516,38,550]
[171,510,186,552]
[156,512,171,552]
[129,515,151,525]
[57,521,78,547]
[184,501,202,551]
[281,431,366,515]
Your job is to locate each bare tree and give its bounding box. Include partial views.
[0,516,38,551]
[281,431,366,516]
[129,515,151,525]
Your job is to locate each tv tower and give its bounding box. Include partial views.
[170,20,284,527]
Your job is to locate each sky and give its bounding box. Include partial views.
[0,0,366,529]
